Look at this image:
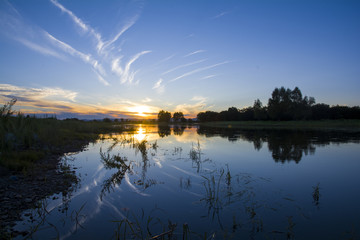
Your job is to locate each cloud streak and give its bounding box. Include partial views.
[213,11,230,19]
[14,37,65,59]
[184,50,206,57]
[45,31,109,85]
[169,61,229,83]
[111,50,150,84]
[161,59,207,76]
[100,14,139,54]
[152,79,165,94]
[2,0,149,87]
[175,96,209,117]
[50,0,88,32]
[0,84,78,102]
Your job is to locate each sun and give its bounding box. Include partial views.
[130,105,151,117]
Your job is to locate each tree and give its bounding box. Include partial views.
[158,110,171,122]
[173,112,185,122]
[227,107,240,121]
[268,86,315,120]
[253,99,267,120]
[197,111,219,122]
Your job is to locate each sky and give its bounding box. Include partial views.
[0,0,359,119]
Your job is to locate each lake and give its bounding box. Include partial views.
[15,124,360,239]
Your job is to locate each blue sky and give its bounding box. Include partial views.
[0,0,359,119]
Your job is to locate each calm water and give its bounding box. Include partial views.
[15,124,360,239]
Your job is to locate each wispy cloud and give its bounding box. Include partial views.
[161,59,206,76]
[50,0,88,32]
[14,37,65,59]
[0,2,65,60]
[44,31,109,85]
[184,50,206,57]
[152,79,165,94]
[213,11,230,19]
[2,0,149,87]
[100,14,139,54]
[111,50,151,84]
[201,75,216,80]
[169,61,229,83]
[142,97,152,103]
[175,96,208,117]
[0,84,78,102]
[50,0,107,55]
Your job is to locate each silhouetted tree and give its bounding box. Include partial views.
[158,110,171,122]
[173,112,185,122]
[239,107,254,121]
[103,118,112,122]
[197,111,220,122]
[268,87,315,120]
[311,104,330,120]
[253,99,267,120]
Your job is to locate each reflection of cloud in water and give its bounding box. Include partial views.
[102,198,126,219]
[60,197,104,240]
[47,165,107,214]
[160,171,178,180]
[169,164,202,179]
[124,172,150,197]
[153,156,165,168]
[92,164,104,178]
[183,189,203,198]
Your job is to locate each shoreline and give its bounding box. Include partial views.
[196,119,360,131]
[0,139,92,239]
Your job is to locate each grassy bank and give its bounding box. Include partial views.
[0,116,125,171]
[198,119,360,131]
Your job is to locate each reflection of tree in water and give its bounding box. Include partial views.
[100,137,162,200]
[158,125,171,138]
[99,148,132,200]
[267,131,315,163]
[173,125,186,136]
[197,126,360,163]
[133,139,150,185]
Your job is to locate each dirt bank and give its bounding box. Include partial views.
[0,140,91,239]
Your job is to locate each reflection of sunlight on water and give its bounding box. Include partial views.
[134,125,146,141]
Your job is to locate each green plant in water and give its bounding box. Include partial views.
[189,140,201,161]
[286,216,296,240]
[201,169,225,223]
[312,183,320,206]
[100,148,132,200]
[152,140,158,151]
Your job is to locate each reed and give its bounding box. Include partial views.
[312,183,320,206]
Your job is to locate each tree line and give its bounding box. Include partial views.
[158,87,360,122]
[158,110,189,123]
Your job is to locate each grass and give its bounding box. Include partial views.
[199,119,360,131]
[0,110,126,171]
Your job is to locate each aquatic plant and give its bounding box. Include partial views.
[152,140,158,151]
[189,140,201,161]
[312,183,320,206]
[100,148,132,200]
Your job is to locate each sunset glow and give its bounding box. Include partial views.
[0,1,359,119]
[134,126,146,142]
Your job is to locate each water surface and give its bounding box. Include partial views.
[16,124,360,239]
